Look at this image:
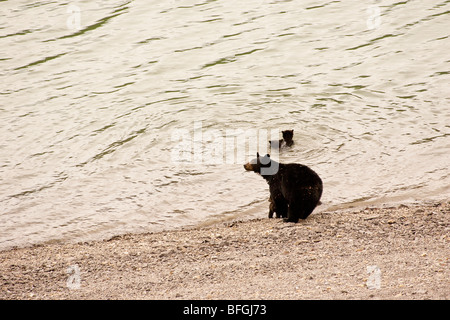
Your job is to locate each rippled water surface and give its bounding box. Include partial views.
[1,0,449,249]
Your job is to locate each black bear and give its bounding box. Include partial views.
[269,129,294,149]
[244,153,322,222]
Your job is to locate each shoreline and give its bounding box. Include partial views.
[0,201,448,299]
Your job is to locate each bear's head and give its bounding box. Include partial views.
[282,129,294,142]
[244,153,278,176]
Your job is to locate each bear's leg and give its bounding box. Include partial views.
[268,199,274,218]
[284,200,316,222]
[270,196,288,218]
[277,199,288,218]
[284,203,300,223]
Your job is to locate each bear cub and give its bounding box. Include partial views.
[269,129,294,148]
[244,153,322,222]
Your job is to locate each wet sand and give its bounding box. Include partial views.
[0,201,448,300]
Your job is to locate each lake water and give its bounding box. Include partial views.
[1,0,449,250]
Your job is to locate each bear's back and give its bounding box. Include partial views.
[281,163,322,186]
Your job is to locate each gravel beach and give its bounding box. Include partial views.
[0,201,448,300]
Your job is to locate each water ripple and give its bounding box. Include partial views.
[1,0,449,250]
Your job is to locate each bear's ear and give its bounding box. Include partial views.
[260,154,271,165]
